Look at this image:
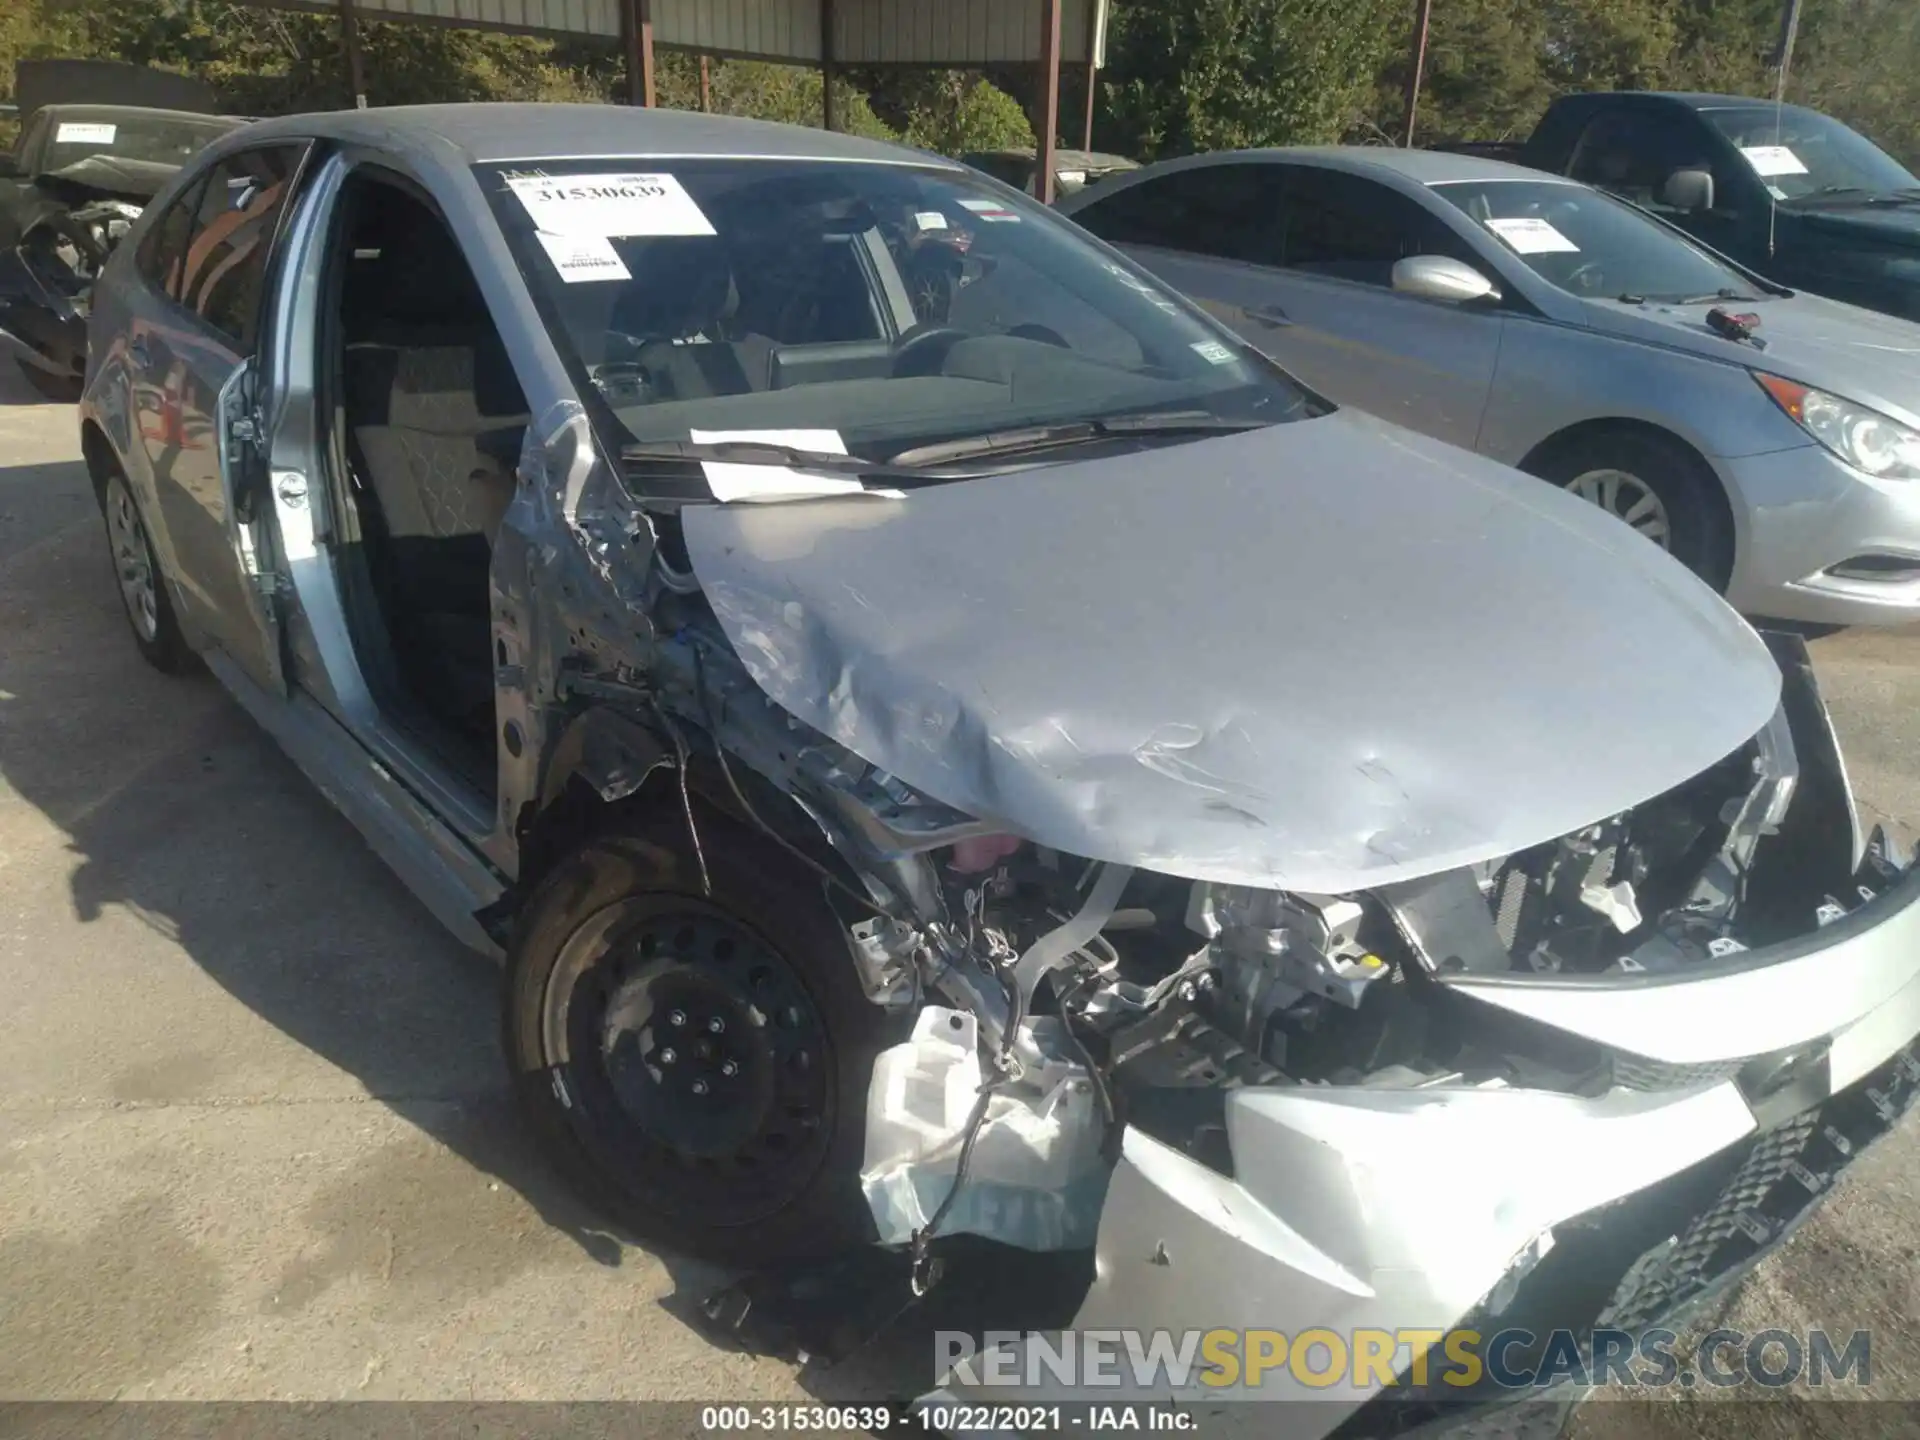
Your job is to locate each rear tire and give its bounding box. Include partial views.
[99,470,192,674]
[16,357,81,403]
[1526,429,1733,591]
[503,808,893,1265]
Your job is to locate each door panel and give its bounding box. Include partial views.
[138,143,309,695]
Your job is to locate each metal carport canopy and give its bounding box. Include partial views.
[249,0,1109,198]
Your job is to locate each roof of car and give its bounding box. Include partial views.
[234,102,960,170]
[1133,145,1575,186]
[1566,90,1812,113]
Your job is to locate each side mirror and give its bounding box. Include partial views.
[1662,168,1715,213]
[1391,255,1500,304]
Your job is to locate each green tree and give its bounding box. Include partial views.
[656,53,894,138]
[1103,0,1401,159]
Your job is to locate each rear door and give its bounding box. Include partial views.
[134,142,310,695]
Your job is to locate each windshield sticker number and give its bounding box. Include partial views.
[959,198,1021,223]
[914,210,949,231]
[506,173,715,238]
[689,428,869,503]
[536,231,631,283]
[1485,216,1580,254]
[1191,340,1236,365]
[1741,145,1809,178]
[56,122,117,145]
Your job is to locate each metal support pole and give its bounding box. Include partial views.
[821,0,838,131]
[337,0,367,109]
[1082,62,1096,151]
[1036,0,1061,203]
[700,55,712,112]
[1401,0,1433,147]
[623,0,655,107]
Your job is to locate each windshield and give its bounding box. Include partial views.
[1432,178,1760,303]
[475,158,1310,472]
[40,112,234,174]
[1702,105,1919,204]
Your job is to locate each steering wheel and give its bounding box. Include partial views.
[891,324,969,377]
[1561,261,1607,295]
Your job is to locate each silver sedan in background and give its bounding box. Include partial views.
[1060,147,1920,627]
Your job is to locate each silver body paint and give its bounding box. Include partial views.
[1060,146,1920,626]
[73,108,1920,1440]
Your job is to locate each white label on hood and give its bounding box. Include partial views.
[1485,217,1579,254]
[56,122,117,144]
[506,173,714,237]
[1741,145,1808,177]
[690,428,879,503]
[535,231,631,283]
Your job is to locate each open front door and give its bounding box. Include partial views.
[214,354,287,694]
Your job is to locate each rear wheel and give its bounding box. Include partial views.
[101,471,191,674]
[1526,429,1733,591]
[503,810,892,1264]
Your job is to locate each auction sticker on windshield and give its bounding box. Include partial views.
[1741,145,1809,177]
[506,173,715,238]
[1486,217,1579,254]
[55,122,117,144]
[535,231,631,283]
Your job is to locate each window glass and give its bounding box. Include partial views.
[1433,179,1762,303]
[1276,168,1464,285]
[476,158,1313,467]
[136,175,207,292]
[38,109,234,176]
[1567,110,1727,210]
[173,146,304,347]
[1702,105,1920,205]
[1070,164,1280,263]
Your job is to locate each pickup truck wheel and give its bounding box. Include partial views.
[503,811,893,1264]
[1527,430,1733,591]
[16,358,82,403]
[101,471,191,674]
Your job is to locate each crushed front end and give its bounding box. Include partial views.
[842,634,1920,1432]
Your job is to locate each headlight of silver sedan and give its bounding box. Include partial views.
[1756,371,1920,480]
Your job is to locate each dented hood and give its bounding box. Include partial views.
[681,410,1783,892]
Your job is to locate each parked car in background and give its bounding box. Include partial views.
[960,145,1137,197]
[0,102,239,398]
[79,104,1920,1436]
[1438,91,1920,323]
[1062,145,1920,627]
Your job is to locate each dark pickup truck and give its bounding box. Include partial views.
[1443,91,1920,321]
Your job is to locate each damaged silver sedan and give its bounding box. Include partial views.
[78,105,1920,1433]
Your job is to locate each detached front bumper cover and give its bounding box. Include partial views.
[928,859,1920,1434]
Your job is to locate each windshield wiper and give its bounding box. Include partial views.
[1670,287,1763,305]
[618,439,940,486]
[886,410,1270,467]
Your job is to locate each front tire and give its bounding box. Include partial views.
[1526,429,1733,591]
[503,810,892,1264]
[100,470,191,674]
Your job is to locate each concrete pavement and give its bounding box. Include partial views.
[3,360,1919,1427]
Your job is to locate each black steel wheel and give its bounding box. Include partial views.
[504,809,893,1262]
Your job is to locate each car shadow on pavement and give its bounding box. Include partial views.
[0,454,635,1284]
[0,445,1029,1403]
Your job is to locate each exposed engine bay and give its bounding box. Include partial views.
[626,608,1905,1270]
